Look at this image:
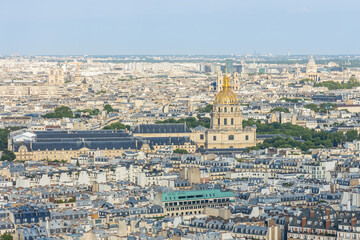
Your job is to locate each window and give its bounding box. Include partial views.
[218,107,221,112]
[200,134,204,140]
[218,118,220,125]
[231,118,234,125]
[229,135,234,140]
[224,107,227,112]
[231,107,233,112]
[245,135,249,140]
[224,118,227,125]
[213,136,216,141]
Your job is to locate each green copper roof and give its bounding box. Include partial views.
[161,189,234,202]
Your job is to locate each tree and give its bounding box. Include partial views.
[304,103,318,112]
[42,106,74,118]
[76,108,100,116]
[197,104,213,113]
[76,160,80,167]
[103,122,130,130]
[314,78,360,90]
[270,107,290,113]
[173,149,188,154]
[299,78,315,84]
[304,103,337,113]
[242,119,347,151]
[104,104,114,113]
[1,149,16,161]
[346,130,359,142]
[0,233,13,240]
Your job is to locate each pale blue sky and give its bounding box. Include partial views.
[1,0,359,55]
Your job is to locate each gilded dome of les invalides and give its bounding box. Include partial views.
[214,72,239,105]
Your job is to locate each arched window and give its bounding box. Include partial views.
[224,107,227,112]
[218,107,221,112]
[229,135,234,140]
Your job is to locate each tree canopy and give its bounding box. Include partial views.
[243,119,346,151]
[173,149,189,154]
[0,233,12,240]
[1,149,16,161]
[103,122,130,130]
[197,104,213,113]
[304,103,337,113]
[104,104,114,113]
[42,106,74,118]
[299,78,315,84]
[76,108,100,116]
[270,107,290,113]
[345,130,360,142]
[0,127,20,161]
[314,77,360,90]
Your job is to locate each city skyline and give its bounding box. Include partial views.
[2,0,360,55]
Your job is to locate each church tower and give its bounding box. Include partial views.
[48,68,64,85]
[203,68,256,149]
[211,68,242,130]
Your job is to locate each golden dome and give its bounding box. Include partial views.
[214,89,239,105]
[214,69,239,105]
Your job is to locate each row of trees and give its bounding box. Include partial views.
[304,103,337,113]
[243,119,358,151]
[270,107,290,113]
[43,104,115,119]
[197,104,213,113]
[314,77,360,90]
[103,122,130,130]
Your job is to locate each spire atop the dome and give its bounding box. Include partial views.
[223,65,231,90]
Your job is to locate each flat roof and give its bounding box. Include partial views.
[161,189,234,202]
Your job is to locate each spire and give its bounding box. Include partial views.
[223,65,231,90]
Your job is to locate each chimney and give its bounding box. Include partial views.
[326,219,331,229]
[351,217,357,229]
[302,216,306,227]
[310,209,315,218]
[150,165,153,172]
[326,207,330,218]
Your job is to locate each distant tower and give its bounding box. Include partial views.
[306,55,319,81]
[216,71,223,92]
[232,72,240,91]
[48,68,64,85]
[288,49,291,57]
[225,59,234,75]
[306,55,317,74]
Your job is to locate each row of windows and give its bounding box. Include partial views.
[218,118,234,125]
[201,134,249,141]
[217,107,237,112]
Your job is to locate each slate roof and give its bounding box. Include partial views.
[145,136,194,146]
[133,123,190,134]
[13,130,143,152]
